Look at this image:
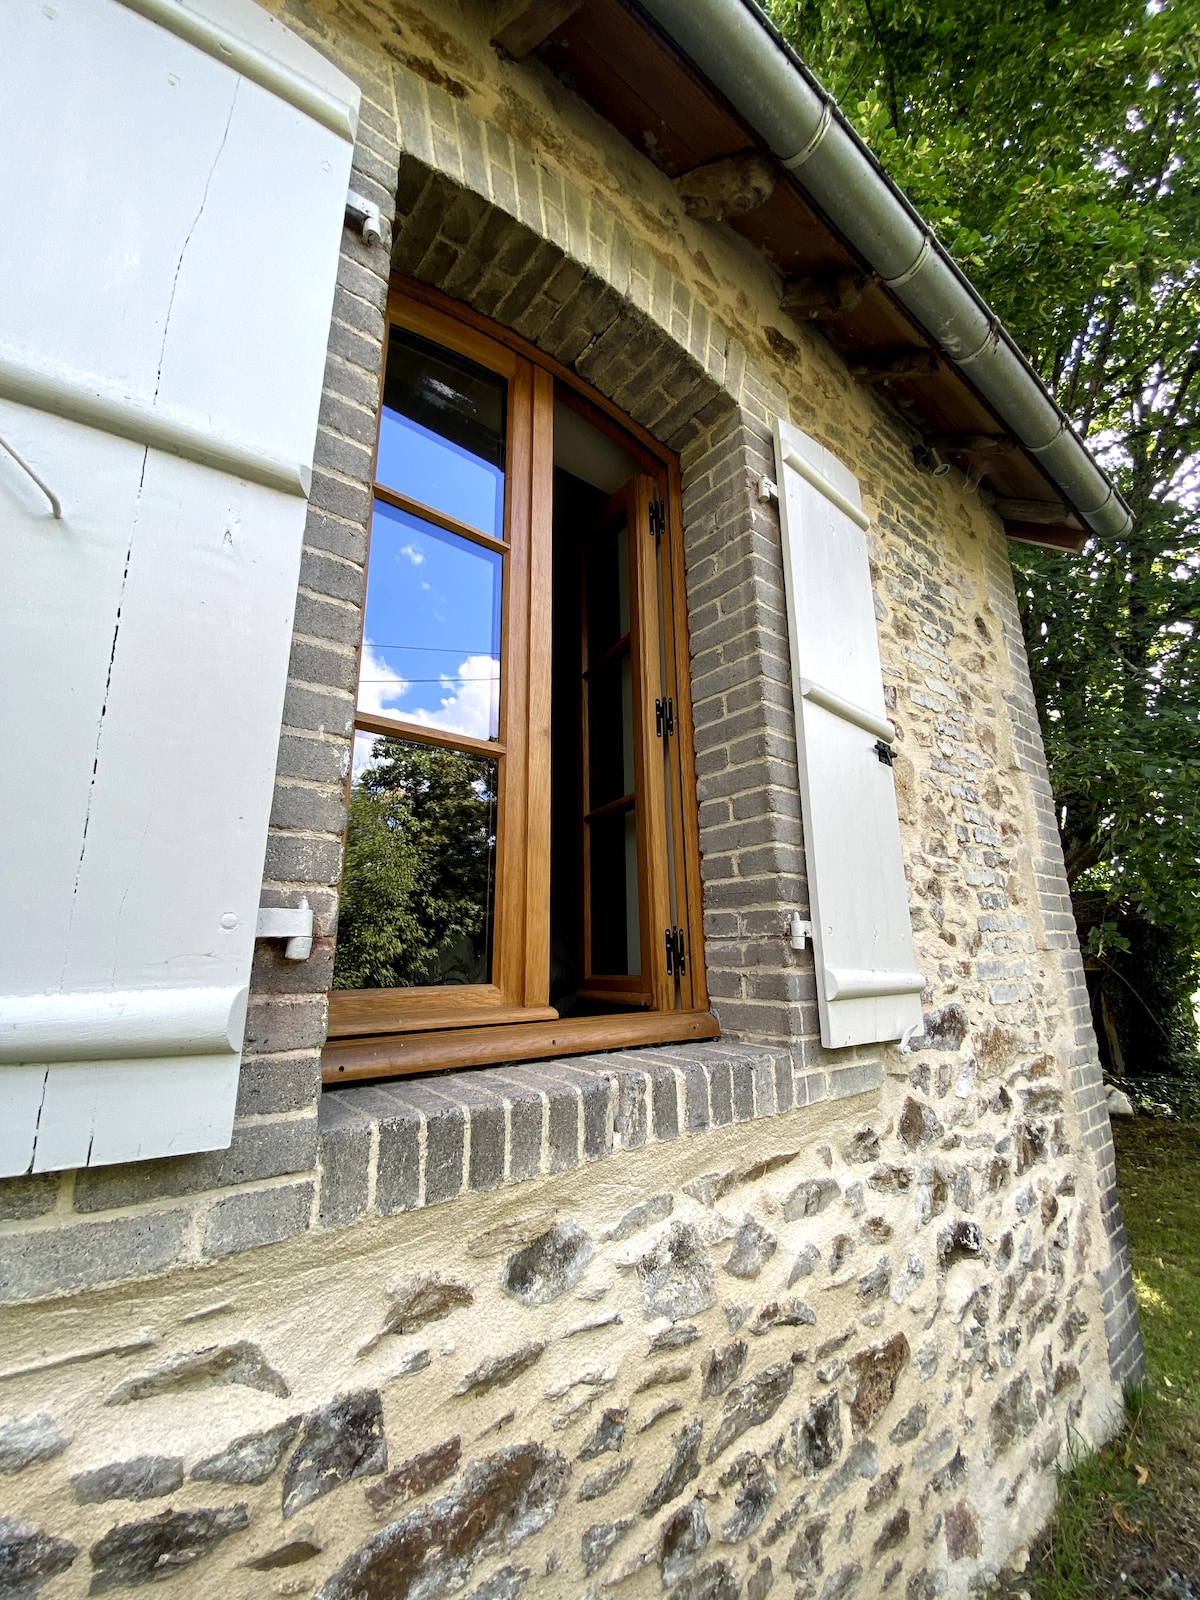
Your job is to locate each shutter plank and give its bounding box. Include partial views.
[0,0,359,1175]
[774,420,925,1049]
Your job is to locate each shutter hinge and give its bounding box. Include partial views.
[665,925,687,977]
[873,739,895,767]
[649,499,666,541]
[655,696,675,741]
[345,190,383,246]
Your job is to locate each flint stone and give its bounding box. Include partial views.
[789,1245,821,1283]
[844,1128,880,1164]
[888,1404,927,1446]
[725,1217,777,1279]
[701,1342,747,1399]
[0,1517,77,1597]
[282,1390,387,1518]
[314,1442,569,1600]
[661,1497,709,1586]
[750,1299,816,1335]
[818,1439,877,1506]
[464,1564,529,1599]
[868,1165,912,1194]
[785,1513,828,1578]
[365,1437,462,1516]
[848,1334,909,1433]
[503,1222,593,1307]
[929,1448,968,1493]
[577,1458,632,1500]
[989,1373,1038,1456]
[1059,1307,1089,1351]
[73,1456,184,1505]
[0,1414,66,1476]
[373,1276,473,1343]
[906,1573,947,1599]
[794,1392,842,1476]
[582,1517,634,1576]
[672,1559,741,1600]
[707,1361,794,1461]
[637,1221,716,1321]
[747,1559,774,1600]
[604,1194,673,1241]
[89,1506,248,1593]
[641,1417,702,1514]
[719,1455,775,1543]
[898,1098,944,1150]
[455,1342,546,1397]
[244,1537,323,1570]
[820,1561,863,1598]
[650,1323,700,1353]
[105,1341,289,1405]
[783,1178,839,1220]
[578,1408,626,1460]
[192,1418,300,1486]
[937,1221,985,1268]
[874,1508,909,1554]
[828,1234,854,1274]
[858,1259,892,1301]
[865,1463,902,1509]
[944,1500,981,1560]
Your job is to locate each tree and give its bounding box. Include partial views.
[332,740,498,990]
[770,0,1200,1074]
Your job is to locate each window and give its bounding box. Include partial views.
[324,288,714,1081]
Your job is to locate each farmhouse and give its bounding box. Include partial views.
[0,0,1142,1594]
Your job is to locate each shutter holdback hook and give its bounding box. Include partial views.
[0,433,61,518]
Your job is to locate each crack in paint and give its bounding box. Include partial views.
[27,1067,51,1172]
[61,87,240,985]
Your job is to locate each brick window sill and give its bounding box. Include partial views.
[314,1041,885,1229]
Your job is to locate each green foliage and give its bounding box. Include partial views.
[770,0,1200,1072]
[332,739,497,990]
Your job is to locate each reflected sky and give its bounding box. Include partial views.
[359,500,502,743]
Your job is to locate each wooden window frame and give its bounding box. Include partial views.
[323,280,715,1082]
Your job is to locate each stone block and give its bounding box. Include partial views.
[316,1094,372,1230]
[0,1211,188,1303]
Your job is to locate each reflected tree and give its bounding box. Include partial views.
[332,738,497,990]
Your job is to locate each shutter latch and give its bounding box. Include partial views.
[665,925,687,977]
[345,190,384,247]
[649,499,666,541]
[256,897,314,961]
[873,739,895,767]
[655,696,675,740]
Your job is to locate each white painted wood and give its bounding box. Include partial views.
[0,0,358,1174]
[0,988,249,1064]
[30,1055,244,1173]
[774,418,925,1048]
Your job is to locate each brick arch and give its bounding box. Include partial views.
[387,152,738,455]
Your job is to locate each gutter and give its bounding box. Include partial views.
[635,0,1134,540]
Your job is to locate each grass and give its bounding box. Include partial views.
[1010,1118,1200,1598]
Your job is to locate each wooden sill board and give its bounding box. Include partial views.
[321,1009,721,1082]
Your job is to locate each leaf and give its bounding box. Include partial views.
[1134,1463,1150,1487]
[1112,1505,1140,1535]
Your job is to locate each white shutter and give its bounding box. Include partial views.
[0,0,359,1174]
[773,419,925,1049]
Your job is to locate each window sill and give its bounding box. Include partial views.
[320,1009,721,1084]
[315,1038,871,1229]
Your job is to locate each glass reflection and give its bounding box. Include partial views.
[360,500,502,742]
[377,329,506,537]
[333,735,497,990]
[589,807,641,975]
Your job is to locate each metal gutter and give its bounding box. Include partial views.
[635,0,1134,540]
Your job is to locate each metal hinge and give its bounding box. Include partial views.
[873,739,895,767]
[649,499,666,541]
[655,696,675,740]
[665,925,687,977]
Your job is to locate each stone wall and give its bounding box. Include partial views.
[0,0,1141,1590]
[1,1065,1115,1600]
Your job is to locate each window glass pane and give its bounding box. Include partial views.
[333,736,497,990]
[360,500,502,742]
[377,328,506,537]
[589,807,641,976]
[587,653,635,810]
[586,519,630,656]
